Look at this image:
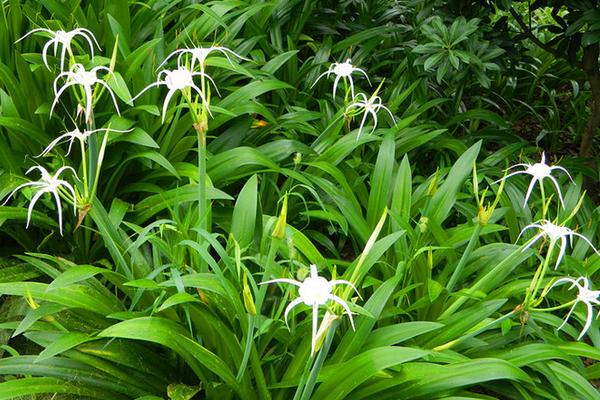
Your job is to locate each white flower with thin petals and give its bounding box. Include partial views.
[494,152,573,208]
[17,28,100,71]
[261,264,360,354]
[312,59,371,99]
[518,219,600,269]
[345,93,396,138]
[550,277,600,339]
[1,166,78,235]
[131,66,214,124]
[51,64,120,122]
[36,126,134,157]
[158,45,248,73]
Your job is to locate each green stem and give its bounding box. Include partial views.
[540,181,547,219]
[524,240,555,310]
[533,299,576,312]
[447,224,482,291]
[237,236,279,385]
[296,321,338,400]
[440,242,528,319]
[79,138,89,199]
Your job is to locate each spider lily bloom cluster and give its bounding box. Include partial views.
[312,59,371,99]
[157,45,248,74]
[495,152,573,208]
[1,166,77,235]
[131,66,213,123]
[17,28,100,71]
[261,264,360,354]
[36,126,134,158]
[51,64,120,122]
[132,45,246,123]
[8,26,123,235]
[518,219,600,270]
[345,92,396,137]
[549,277,600,339]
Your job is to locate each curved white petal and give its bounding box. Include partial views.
[161,88,177,124]
[330,294,356,330]
[523,177,539,207]
[571,232,600,256]
[26,188,50,229]
[130,81,164,103]
[260,278,302,287]
[330,279,361,299]
[51,189,64,235]
[555,237,568,270]
[546,175,565,209]
[578,302,595,340]
[311,70,331,88]
[283,297,304,330]
[1,182,42,206]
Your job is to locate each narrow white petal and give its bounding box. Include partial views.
[354,67,371,85]
[330,279,361,299]
[83,85,93,122]
[130,81,164,103]
[50,81,76,117]
[491,170,527,185]
[557,302,577,332]
[51,189,64,235]
[572,232,600,256]
[550,166,574,182]
[41,40,53,70]
[26,188,49,229]
[161,89,176,124]
[555,238,568,270]
[283,298,304,329]
[97,80,121,115]
[330,294,356,330]
[311,303,319,354]
[332,75,340,98]
[546,175,565,209]
[311,70,331,88]
[1,182,42,206]
[347,76,355,99]
[15,28,54,43]
[523,178,538,207]
[578,303,595,340]
[260,278,302,287]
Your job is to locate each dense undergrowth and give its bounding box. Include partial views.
[0,1,599,399]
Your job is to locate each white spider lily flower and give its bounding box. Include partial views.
[345,92,396,137]
[518,219,600,269]
[494,152,573,208]
[261,264,360,354]
[1,166,78,235]
[131,66,213,123]
[17,28,100,71]
[550,277,600,340]
[36,126,133,157]
[51,64,120,122]
[312,59,371,99]
[157,45,248,73]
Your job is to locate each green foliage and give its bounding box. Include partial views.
[0,1,598,399]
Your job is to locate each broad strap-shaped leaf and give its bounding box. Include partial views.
[311,347,429,400]
[98,317,242,396]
